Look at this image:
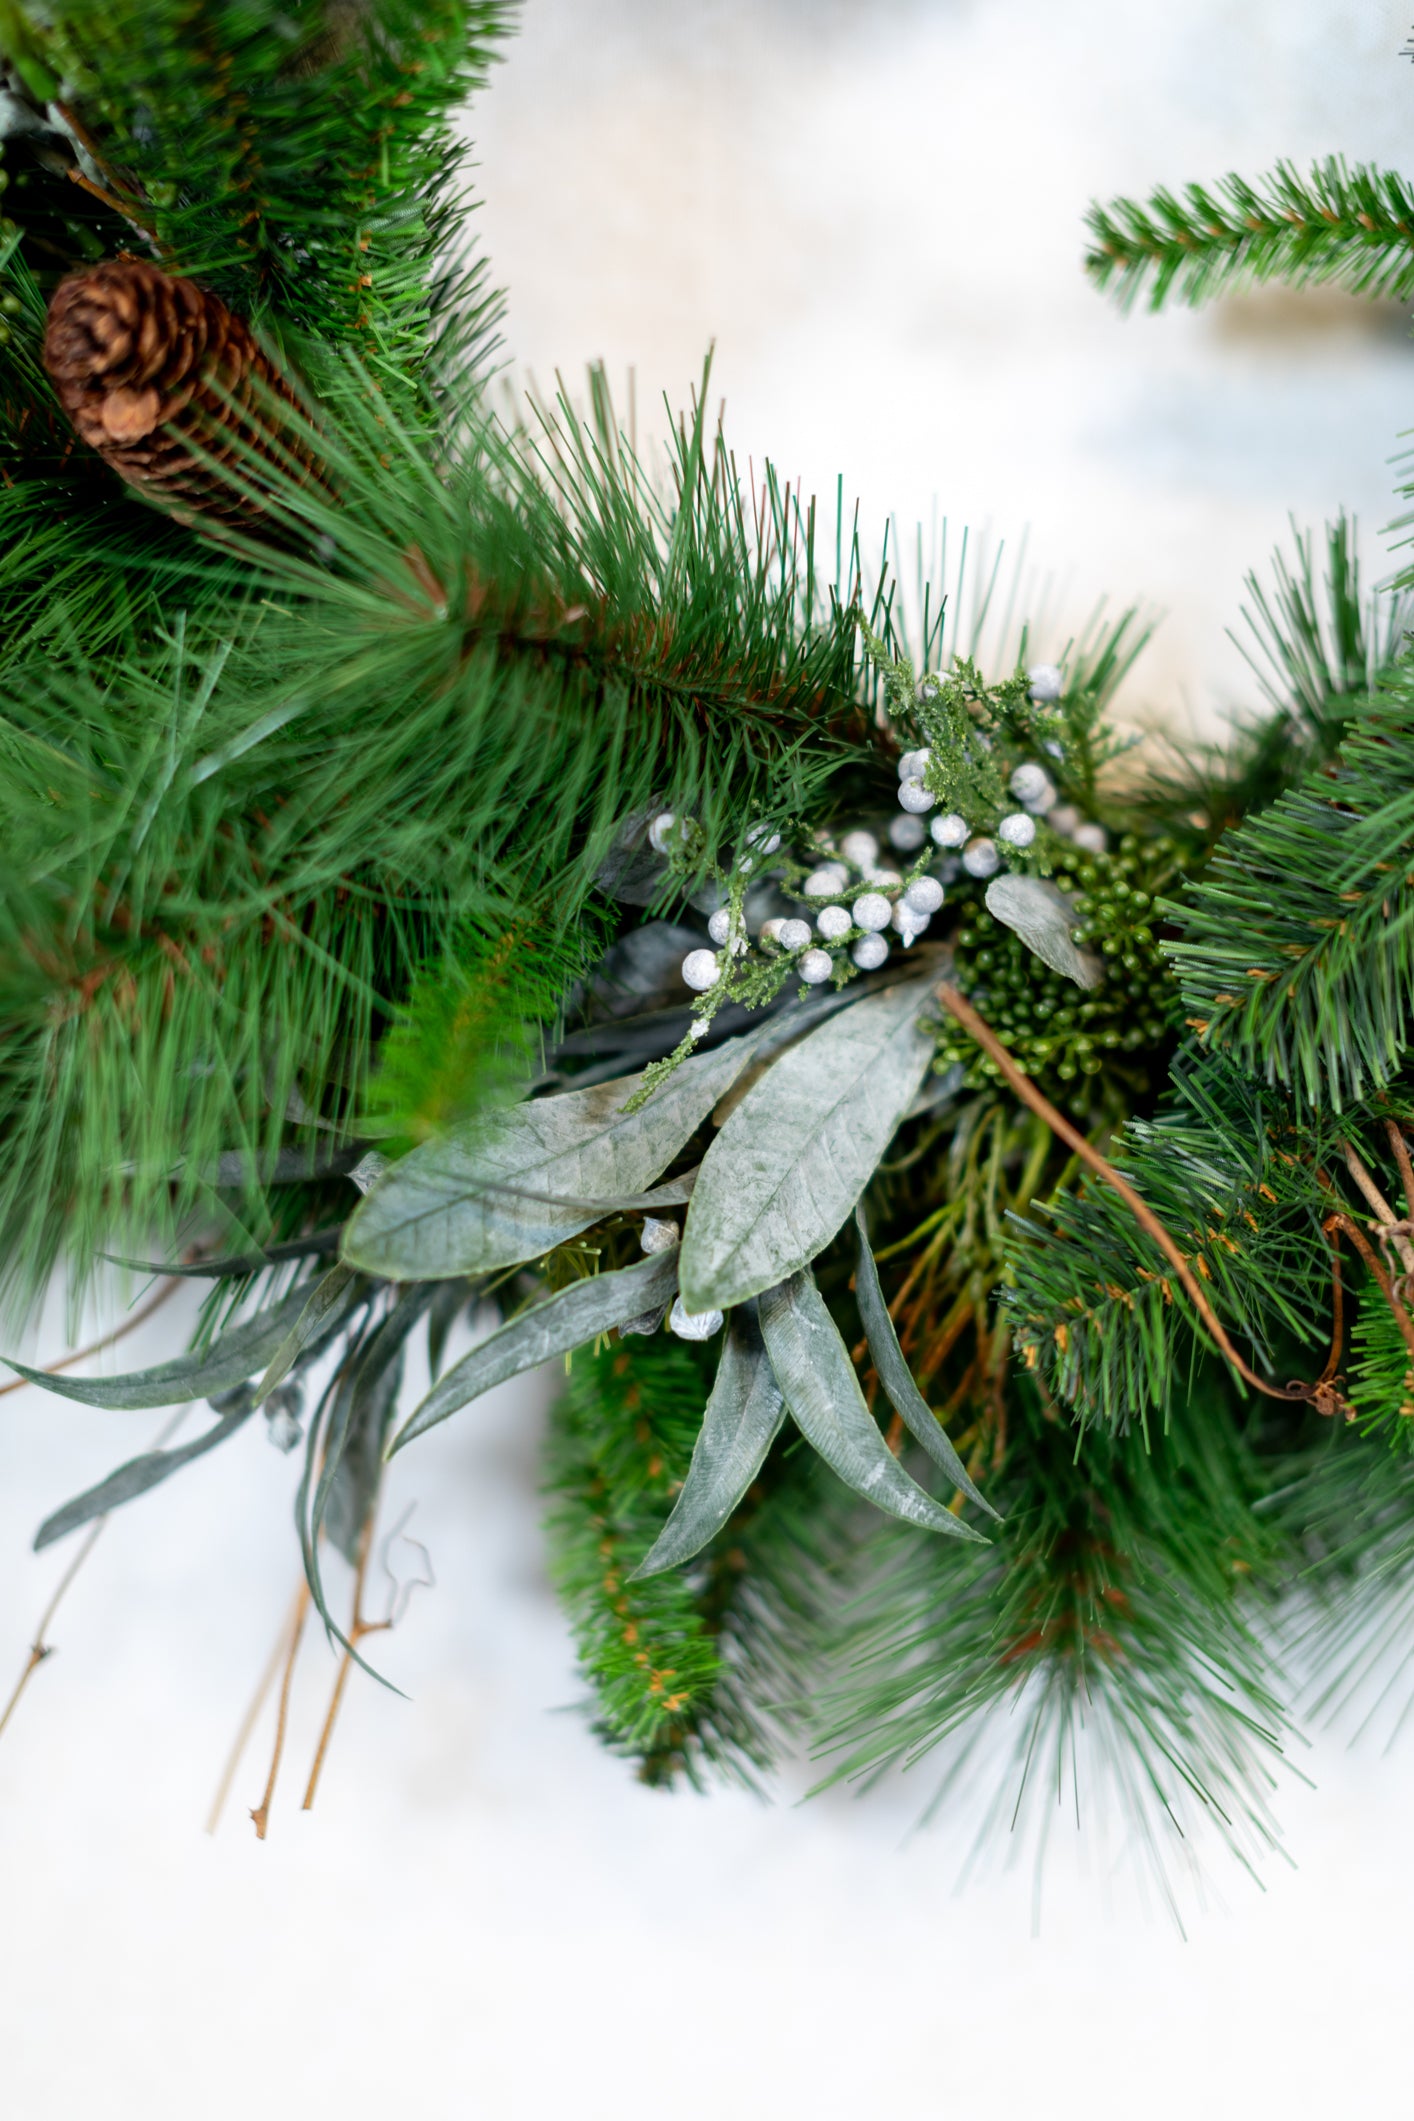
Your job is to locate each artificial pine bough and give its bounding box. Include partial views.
[6,3,1414,1902]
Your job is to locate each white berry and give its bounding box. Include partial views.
[838,829,879,869]
[640,1216,680,1254]
[648,810,677,853]
[930,812,969,849]
[745,823,782,855]
[866,867,902,890]
[707,908,732,944]
[998,812,1037,848]
[1009,762,1055,810]
[1073,822,1109,855]
[897,746,932,781]
[852,933,889,970]
[1027,663,1063,703]
[815,905,852,941]
[961,837,1000,878]
[904,875,945,915]
[917,675,940,702]
[852,891,893,933]
[668,1296,724,1342]
[798,948,834,984]
[681,948,720,991]
[689,1020,709,1040]
[778,918,813,951]
[892,901,930,936]
[1047,803,1081,837]
[898,778,935,814]
[804,863,849,897]
[888,814,928,852]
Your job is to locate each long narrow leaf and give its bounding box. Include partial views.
[854,1207,1000,1520]
[389,1246,682,1453]
[633,1305,785,1577]
[680,975,938,1312]
[1,1285,312,1410]
[758,1272,986,1542]
[34,1403,252,1549]
[343,1023,764,1278]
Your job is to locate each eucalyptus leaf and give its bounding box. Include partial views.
[758,1272,986,1542]
[34,1403,254,1549]
[344,1026,766,1281]
[984,873,1104,990]
[679,976,939,1313]
[98,1227,345,1279]
[854,1207,1000,1520]
[1,1284,313,1410]
[255,1262,357,1405]
[389,1246,681,1454]
[633,1305,785,1577]
[318,1287,433,1565]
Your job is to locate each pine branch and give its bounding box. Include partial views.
[813,1385,1292,1911]
[1168,683,1414,1107]
[1086,157,1414,312]
[2,1,513,372]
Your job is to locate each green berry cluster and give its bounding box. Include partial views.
[938,834,1180,1096]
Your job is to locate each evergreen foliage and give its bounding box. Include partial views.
[1086,156,1414,311]
[7,0,1414,1897]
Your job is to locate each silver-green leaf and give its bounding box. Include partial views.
[854,1207,1000,1520]
[633,1305,785,1577]
[678,976,939,1312]
[254,1262,357,1406]
[388,1245,681,1454]
[1,1285,313,1410]
[343,1029,769,1281]
[758,1271,986,1541]
[34,1404,252,1549]
[984,873,1104,989]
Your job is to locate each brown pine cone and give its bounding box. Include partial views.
[43,258,324,528]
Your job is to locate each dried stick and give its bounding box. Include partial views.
[300,1519,390,1814]
[0,1406,187,1749]
[935,982,1326,1407]
[1386,1120,1414,1225]
[250,1579,310,1840]
[206,1582,308,1836]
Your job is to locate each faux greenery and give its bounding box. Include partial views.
[6,2,1414,1900]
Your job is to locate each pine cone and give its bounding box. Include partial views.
[43,258,323,528]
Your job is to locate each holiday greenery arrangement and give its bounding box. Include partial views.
[6,2,1414,1894]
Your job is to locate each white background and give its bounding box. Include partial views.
[5,3,1414,2115]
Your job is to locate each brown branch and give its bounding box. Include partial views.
[206,1581,307,1836]
[0,1405,188,1748]
[935,981,1327,1408]
[0,1275,183,1400]
[1386,1119,1414,1225]
[1324,1212,1414,1366]
[300,1518,390,1814]
[250,1579,310,1840]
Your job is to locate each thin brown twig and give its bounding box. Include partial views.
[206,1582,308,1836]
[0,1405,188,1749]
[0,1276,183,1400]
[1324,1212,1414,1365]
[301,1519,390,1814]
[250,1579,310,1840]
[935,981,1326,1407]
[1387,1119,1414,1225]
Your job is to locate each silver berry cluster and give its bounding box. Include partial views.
[669,816,946,1003]
[893,662,1108,871]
